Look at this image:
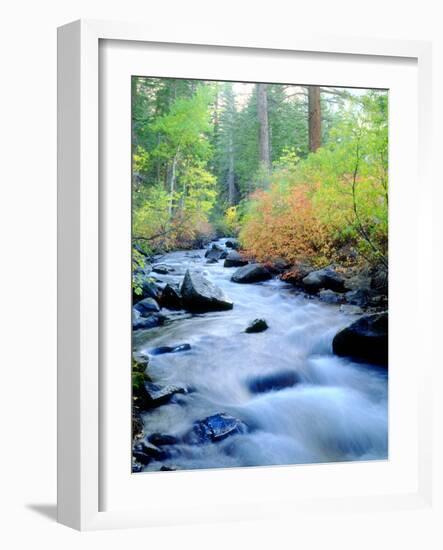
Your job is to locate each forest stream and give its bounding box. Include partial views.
[132,239,388,472]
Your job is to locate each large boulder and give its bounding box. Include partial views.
[302,266,345,294]
[332,312,388,367]
[181,270,233,312]
[247,370,300,394]
[223,250,248,268]
[184,413,247,444]
[231,263,272,284]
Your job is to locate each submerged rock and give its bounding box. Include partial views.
[133,440,169,462]
[152,264,175,275]
[141,382,187,407]
[185,413,247,444]
[181,270,233,312]
[149,343,191,355]
[148,433,179,446]
[231,263,272,284]
[206,258,218,264]
[247,370,300,394]
[133,313,165,331]
[332,312,388,366]
[339,304,363,315]
[302,267,345,294]
[245,319,268,333]
[223,250,248,268]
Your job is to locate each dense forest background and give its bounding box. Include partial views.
[132,77,388,275]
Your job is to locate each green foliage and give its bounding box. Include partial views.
[131,76,387,268]
[132,360,149,392]
[240,91,388,267]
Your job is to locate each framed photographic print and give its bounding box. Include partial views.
[57,19,434,530]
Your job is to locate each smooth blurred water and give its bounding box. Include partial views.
[133,241,388,471]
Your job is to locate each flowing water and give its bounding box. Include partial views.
[133,240,388,472]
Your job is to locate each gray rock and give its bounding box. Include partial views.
[133,313,165,331]
[345,289,370,307]
[181,270,233,312]
[332,312,388,367]
[247,370,300,394]
[318,289,346,304]
[134,297,161,315]
[339,304,363,315]
[231,263,272,284]
[204,244,228,261]
[143,382,187,405]
[223,250,248,268]
[152,264,175,275]
[185,413,247,444]
[149,343,191,355]
[160,284,182,310]
[245,319,268,333]
[225,238,239,250]
[302,266,345,293]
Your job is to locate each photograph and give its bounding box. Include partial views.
[131,76,389,473]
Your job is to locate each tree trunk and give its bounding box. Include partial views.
[308,86,322,152]
[257,83,271,170]
[167,154,178,218]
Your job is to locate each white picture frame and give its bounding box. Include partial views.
[57,19,434,531]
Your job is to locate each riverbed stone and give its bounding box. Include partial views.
[318,289,346,304]
[149,343,191,355]
[181,270,233,312]
[231,263,272,284]
[225,238,239,250]
[345,289,370,307]
[160,283,182,310]
[302,266,345,294]
[133,313,165,331]
[148,433,179,446]
[152,264,175,275]
[204,243,228,261]
[280,262,313,287]
[339,304,363,315]
[247,370,300,394]
[142,382,187,407]
[245,319,268,333]
[185,413,247,444]
[224,250,248,268]
[133,440,170,462]
[134,297,161,315]
[332,312,388,366]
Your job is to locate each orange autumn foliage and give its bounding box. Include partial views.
[240,183,333,267]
